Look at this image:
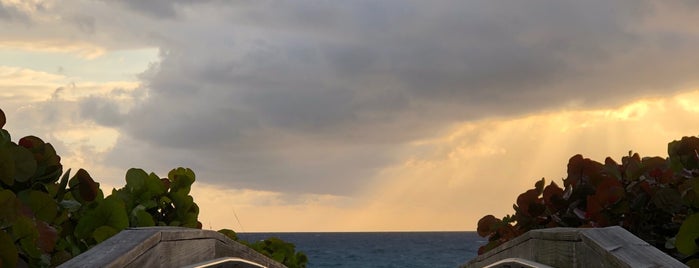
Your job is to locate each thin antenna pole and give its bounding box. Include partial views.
[232,207,245,233]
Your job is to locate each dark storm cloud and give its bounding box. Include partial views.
[79,96,124,127]
[64,0,699,194]
[111,0,225,19]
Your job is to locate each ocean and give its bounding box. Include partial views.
[237,232,485,268]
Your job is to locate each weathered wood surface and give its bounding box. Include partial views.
[58,227,287,268]
[183,257,267,268]
[463,226,688,268]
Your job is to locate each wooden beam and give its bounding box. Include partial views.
[463,226,687,268]
[58,227,287,268]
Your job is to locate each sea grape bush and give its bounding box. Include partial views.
[0,128,201,265]
[477,136,699,266]
[218,229,308,268]
[0,108,307,267]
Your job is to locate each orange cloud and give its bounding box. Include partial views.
[192,89,699,231]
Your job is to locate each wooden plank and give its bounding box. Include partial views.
[462,227,687,268]
[57,228,162,268]
[531,239,575,267]
[58,227,287,268]
[579,226,686,268]
[529,227,582,242]
[127,239,216,267]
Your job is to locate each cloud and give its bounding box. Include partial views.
[198,90,699,232]
[5,1,699,198]
[111,0,226,19]
[366,92,699,230]
[0,0,31,22]
[0,66,66,100]
[100,1,699,195]
[0,40,106,59]
[79,95,125,127]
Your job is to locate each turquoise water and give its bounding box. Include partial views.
[237,232,484,268]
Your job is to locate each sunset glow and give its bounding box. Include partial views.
[3,0,699,232]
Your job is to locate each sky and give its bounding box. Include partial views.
[2,0,699,232]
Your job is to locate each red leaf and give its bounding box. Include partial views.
[586,177,624,216]
[477,215,501,237]
[586,195,602,217]
[496,224,517,240]
[604,157,619,168]
[543,182,565,211]
[565,155,584,187]
[674,136,699,156]
[76,169,99,202]
[160,178,171,190]
[18,136,44,150]
[516,189,541,217]
[565,155,604,187]
[0,108,5,128]
[36,220,57,253]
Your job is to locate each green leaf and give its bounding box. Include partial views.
[17,190,58,223]
[159,196,172,206]
[13,216,41,258]
[55,169,71,202]
[32,164,62,184]
[125,168,148,193]
[676,213,699,256]
[140,200,157,210]
[12,216,37,240]
[144,173,166,197]
[131,205,155,227]
[92,226,118,243]
[75,196,128,240]
[169,167,195,195]
[170,190,196,222]
[0,230,18,268]
[110,188,134,209]
[0,129,10,146]
[0,189,17,224]
[0,146,15,185]
[218,229,238,241]
[11,145,36,183]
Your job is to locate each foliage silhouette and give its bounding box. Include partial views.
[218,229,308,268]
[477,137,699,266]
[0,108,307,267]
